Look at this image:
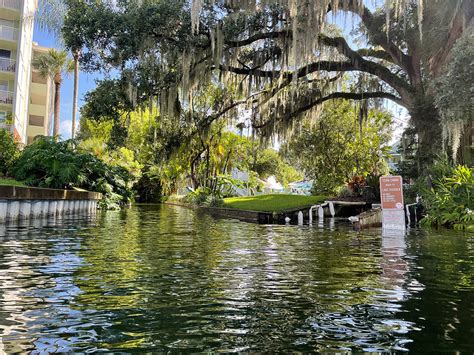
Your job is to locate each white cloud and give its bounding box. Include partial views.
[59,119,72,140]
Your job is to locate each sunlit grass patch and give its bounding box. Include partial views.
[0,178,26,187]
[223,194,327,213]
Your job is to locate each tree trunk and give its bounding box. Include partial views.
[72,50,80,139]
[408,94,442,173]
[53,76,61,140]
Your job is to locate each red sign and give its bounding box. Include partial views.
[380,176,404,210]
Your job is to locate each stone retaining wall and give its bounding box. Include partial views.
[0,186,101,223]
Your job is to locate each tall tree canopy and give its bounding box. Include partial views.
[63,0,474,171]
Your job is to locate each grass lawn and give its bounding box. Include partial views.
[223,194,327,213]
[0,178,26,187]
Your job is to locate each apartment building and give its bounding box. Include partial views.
[0,0,53,144]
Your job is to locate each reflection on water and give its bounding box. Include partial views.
[0,205,473,352]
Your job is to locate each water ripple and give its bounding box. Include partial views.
[0,205,473,352]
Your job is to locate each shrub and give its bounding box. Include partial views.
[421,165,473,230]
[347,175,366,195]
[0,129,19,176]
[11,137,134,208]
[311,174,345,196]
[184,187,211,205]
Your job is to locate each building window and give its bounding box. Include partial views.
[29,115,44,127]
[0,49,10,58]
[31,71,47,84]
[0,111,6,122]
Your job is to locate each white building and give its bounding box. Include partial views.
[0,0,53,144]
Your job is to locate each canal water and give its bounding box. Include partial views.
[0,204,473,352]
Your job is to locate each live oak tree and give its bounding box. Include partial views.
[62,0,473,172]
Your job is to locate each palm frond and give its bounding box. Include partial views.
[35,0,67,43]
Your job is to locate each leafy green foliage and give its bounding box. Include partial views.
[79,80,134,125]
[11,137,134,208]
[282,101,392,195]
[434,33,474,126]
[0,129,19,176]
[253,149,302,187]
[421,165,474,230]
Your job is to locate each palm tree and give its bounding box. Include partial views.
[37,1,85,141]
[36,0,80,139]
[71,48,80,139]
[32,49,73,140]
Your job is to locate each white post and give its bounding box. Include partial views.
[318,205,324,220]
[298,211,304,225]
[309,205,320,225]
[328,201,335,217]
[19,201,31,219]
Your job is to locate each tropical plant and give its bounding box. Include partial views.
[0,129,19,176]
[421,165,474,230]
[11,137,134,208]
[32,49,73,139]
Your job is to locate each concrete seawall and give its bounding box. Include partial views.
[0,186,102,223]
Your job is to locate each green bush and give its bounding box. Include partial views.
[0,129,19,176]
[421,165,473,230]
[204,195,224,208]
[184,187,211,205]
[311,174,345,196]
[12,137,134,208]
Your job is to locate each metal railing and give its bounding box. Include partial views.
[0,57,15,72]
[0,0,20,10]
[0,90,14,105]
[0,25,18,41]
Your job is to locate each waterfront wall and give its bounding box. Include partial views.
[354,209,382,229]
[0,186,101,223]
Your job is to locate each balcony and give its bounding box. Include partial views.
[0,0,20,10]
[0,57,15,72]
[0,90,13,105]
[0,25,18,42]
